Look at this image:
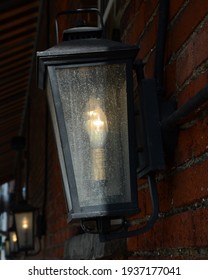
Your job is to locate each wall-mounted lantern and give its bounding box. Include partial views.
[37,9,165,240]
[13,203,35,252]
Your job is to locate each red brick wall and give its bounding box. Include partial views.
[119,0,208,259]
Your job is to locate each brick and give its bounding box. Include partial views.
[162,212,195,248]
[124,4,146,44]
[162,209,208,249]
[135,0,143,11]
[192,208,208,246]
[175,115,208,165]
[138,14,158,59]
[158,159,208,212]
[123,0,157,41]
[164,61,177,96]
[167,0,208,61]
[134,153,208,220]
[127,224,139,252]
[129,208,208,253]
[131,156,208,223]
[176,21,208,86]
[169,0,185,20]
[144,49,155,79]
[122,0,157,46]
[191,21,208,70]
[132,155,208,226]
[128,218,163,252]
[178,72,208,107]
[121,0,136,34]
[137,187,152,217]
[143,0,158,23]
[176,41,194,86]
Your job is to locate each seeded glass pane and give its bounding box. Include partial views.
[47,78,72,212]
[56,64,131,207]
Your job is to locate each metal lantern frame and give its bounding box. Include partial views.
[37,39,139,222]
[37,9,140,225]
[36,8,171,240]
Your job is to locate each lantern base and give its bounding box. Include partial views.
[79,173,158,241]
[68,202,140,222]
[80,216,128,236]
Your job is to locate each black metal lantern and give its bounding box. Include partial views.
[37,9,139,227]
[13,203,35,252]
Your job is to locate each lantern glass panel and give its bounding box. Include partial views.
[15,212,33,250]
[47,79,73,213]
[54,63,131,207]
[9,231,18,253]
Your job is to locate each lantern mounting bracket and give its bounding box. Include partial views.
[134,60,177,177]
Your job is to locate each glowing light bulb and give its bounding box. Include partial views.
[84,98,108,181]
[22,217,29,229]
[12,232,17,242]
[21,216,29,247]
[86,108,108,148]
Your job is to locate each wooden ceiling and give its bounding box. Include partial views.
[0,0,41,184]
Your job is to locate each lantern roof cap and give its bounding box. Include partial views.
[37,38,139,90]
[62,26,103,41]
[37,38,139,59]
[11,201,35,213]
